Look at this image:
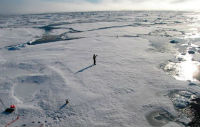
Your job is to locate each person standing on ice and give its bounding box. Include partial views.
[93,54,97,65]
[66,99,69,105]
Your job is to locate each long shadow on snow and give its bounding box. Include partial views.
[75,64,94,74]
[59,103,67,110]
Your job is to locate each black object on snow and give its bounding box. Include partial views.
[170,40,179,44]
[4,108,15,113]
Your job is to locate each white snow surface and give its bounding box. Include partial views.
[0,11,200,127]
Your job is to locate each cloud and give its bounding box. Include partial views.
[171,0,189,3]
[0,0,199,14]
[40,0,102,4]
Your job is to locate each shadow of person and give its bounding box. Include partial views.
[59,104,67,110]
[75,64,94,74]
[2,108,15,115]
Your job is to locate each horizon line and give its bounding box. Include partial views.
[0,9,195,16]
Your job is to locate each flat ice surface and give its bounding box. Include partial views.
[0,11,200,127]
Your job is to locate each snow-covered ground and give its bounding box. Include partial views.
[0,11,200,127]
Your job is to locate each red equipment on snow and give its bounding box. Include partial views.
[10,105,16,109]
[5,105,16,113]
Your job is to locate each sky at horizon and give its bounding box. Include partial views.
[0,0,200,14]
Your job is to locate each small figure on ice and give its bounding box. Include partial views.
[5,104,16,113]
[93,54,98,65]
[66,99,69,105]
